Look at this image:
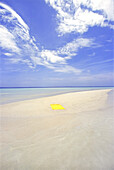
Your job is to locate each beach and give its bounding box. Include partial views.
[0,89,114,170]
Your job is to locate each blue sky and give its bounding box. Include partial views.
[0,0,114,87]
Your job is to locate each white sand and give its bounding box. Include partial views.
[0,89,114,170]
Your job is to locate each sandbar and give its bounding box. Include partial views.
[0,89,114,170]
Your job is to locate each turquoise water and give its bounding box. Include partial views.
[0,87,113,104]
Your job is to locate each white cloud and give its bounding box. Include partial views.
[41,50,66,64]
[0,3,30,42]
[39,38,94,73]
[58,38,94,56]
[0,2,29,31]
[0,3,39,68]
[88,52,95,57]
[9,58,21,63]
[86,59,114,67]
[4,53,13,56]
[0,25,21,53]
[87,0,114,21]
[45,0,114,35]
[54,65,82,74]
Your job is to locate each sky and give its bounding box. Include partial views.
[0,0,114,87]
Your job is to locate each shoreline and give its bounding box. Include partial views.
[0,88,112,106]
[0,89,112,117]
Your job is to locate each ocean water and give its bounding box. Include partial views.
[0,87,113,104]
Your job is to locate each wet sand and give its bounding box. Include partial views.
[0,89,114,170]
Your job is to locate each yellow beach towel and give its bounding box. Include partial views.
[50,104,65,110]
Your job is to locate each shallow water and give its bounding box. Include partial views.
[0,87,113,104]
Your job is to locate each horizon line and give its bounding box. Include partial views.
[0,86,114,88]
